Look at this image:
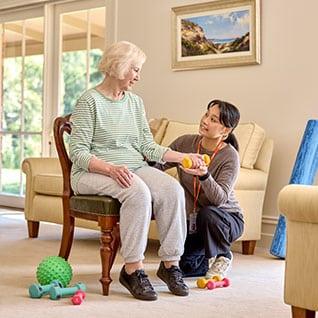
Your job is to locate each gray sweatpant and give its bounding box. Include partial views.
[77,166,187,263]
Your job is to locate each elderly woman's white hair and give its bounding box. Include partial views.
[98,41,146,79]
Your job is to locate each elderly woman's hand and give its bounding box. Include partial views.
[180,153,208,176]
[187,153,205,169]
[109,165,134,188]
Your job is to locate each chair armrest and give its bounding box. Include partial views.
[278,184,318,223]
[22,157,62,176]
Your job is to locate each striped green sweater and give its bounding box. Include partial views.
[70,88,169,193]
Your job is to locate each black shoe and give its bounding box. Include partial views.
[157,261,189,296]
[119,266,158,301]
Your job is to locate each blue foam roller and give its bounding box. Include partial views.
[270,120,318,258]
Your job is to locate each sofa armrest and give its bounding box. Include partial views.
[22,157,62,176]
[22,157,62,220]
[278,184,318,223]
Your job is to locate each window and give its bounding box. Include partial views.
[60,7,105,115]
[0,0,114,207]
[1,17,44,197]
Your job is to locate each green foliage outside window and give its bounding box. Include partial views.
[61,49,103,115]
[1,49,103,195]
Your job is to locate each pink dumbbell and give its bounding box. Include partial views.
[71,290,86,305]
[206,277,230,290]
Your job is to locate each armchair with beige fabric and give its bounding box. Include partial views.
[278,184,318,318]
[22,118,273,255]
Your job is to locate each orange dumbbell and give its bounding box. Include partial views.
[182,154,211,169]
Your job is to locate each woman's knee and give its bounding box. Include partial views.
[152,175,185,206]
[165,178,185,199]
[197,206,223,227]
[126,177,152,206]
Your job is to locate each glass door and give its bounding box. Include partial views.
[0,9,44,207]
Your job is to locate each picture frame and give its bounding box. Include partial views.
[171,0,261,71]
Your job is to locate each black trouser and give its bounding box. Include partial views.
[180,206,244,277]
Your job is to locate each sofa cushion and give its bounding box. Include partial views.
[160,120,265,169]
[234,123,265,169]
[34,173,63,196]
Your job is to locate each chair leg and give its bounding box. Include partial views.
[27,221,39,238]
[99,218,120,296]
[58,216,75,260]
[109,223,120,269]
[292,306,316,318]
[242,240,256,255]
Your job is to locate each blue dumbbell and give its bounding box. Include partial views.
[49,282,86,300]
[29,280,63,298]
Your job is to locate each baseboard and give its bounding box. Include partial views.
[259,214,279,248]
[0,195,24,209]
[262,215,279,225]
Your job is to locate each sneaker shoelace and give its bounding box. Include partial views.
[134,270,155,292]
[168,266,187,287]
[206,256,232,278]
[211,257,231,274]
[208,256,216,267]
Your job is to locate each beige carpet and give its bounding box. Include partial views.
[0,209,290,318]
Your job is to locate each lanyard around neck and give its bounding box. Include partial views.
[192,139,223,212]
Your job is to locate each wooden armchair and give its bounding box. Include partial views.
[53,114,121,295]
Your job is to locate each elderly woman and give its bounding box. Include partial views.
[70,41,203,301]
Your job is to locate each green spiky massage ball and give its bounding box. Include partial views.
[36,256,72,287]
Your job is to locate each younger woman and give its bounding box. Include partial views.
[156,100,244,278]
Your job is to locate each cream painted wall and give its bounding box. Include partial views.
[116,0,318,244]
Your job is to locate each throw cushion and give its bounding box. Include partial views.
[149,118,169,144]
[234,122,265,169]
[161,121,199,147]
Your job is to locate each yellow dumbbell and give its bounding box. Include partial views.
[182,154,211,169]
[196,275,222,289]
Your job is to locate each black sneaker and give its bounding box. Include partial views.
[119,266,158,301]
[157,261,189,296]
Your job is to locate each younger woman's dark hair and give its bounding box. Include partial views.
[207,99,240,151]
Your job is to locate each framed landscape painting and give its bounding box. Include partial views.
[171,0,260,70]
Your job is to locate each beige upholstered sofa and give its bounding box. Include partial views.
[278,185,318,318]
[22,118,273,255]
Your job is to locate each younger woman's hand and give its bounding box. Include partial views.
[109,165,134,188]
[180,165,208,176]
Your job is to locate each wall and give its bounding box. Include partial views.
[116,0,318,246]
